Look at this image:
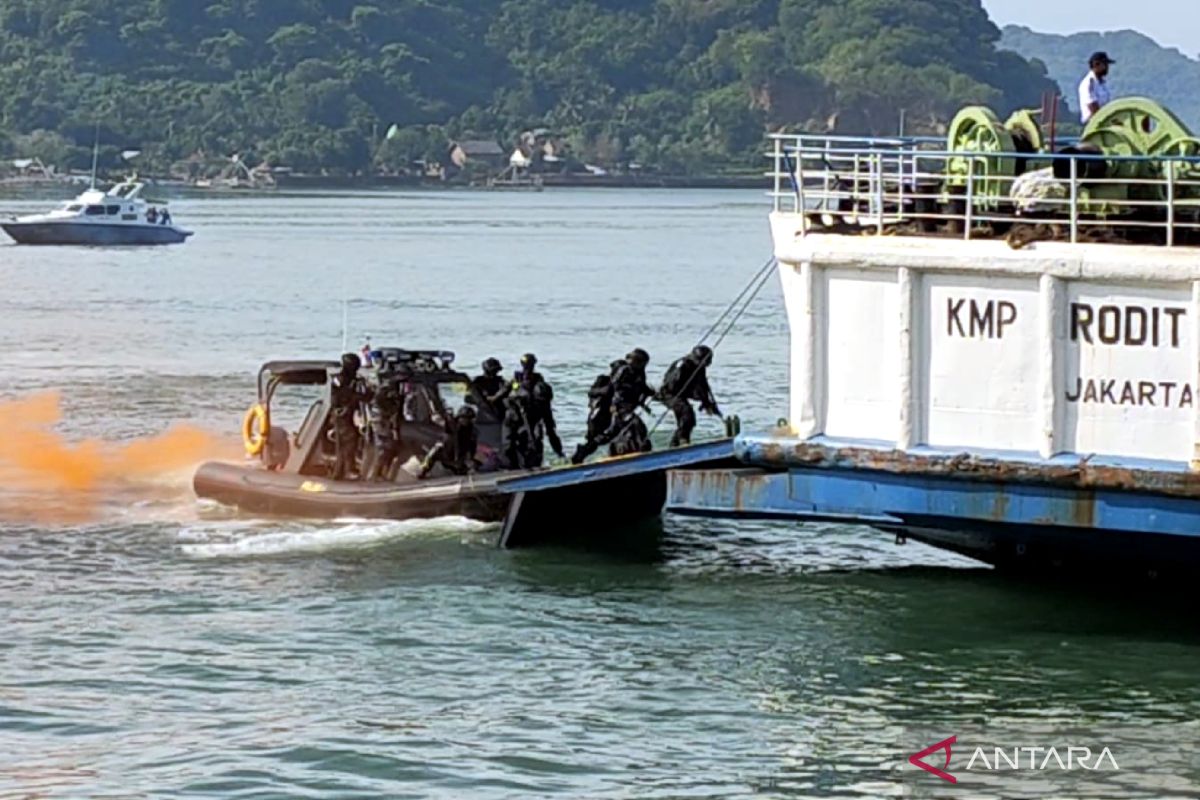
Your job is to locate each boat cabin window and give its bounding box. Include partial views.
[65,204,82,212]
[435,381,471,417]
[106,205,120,215]
[85,205,105,216]
[270,383,326,439]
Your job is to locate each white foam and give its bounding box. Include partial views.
[178,516,496,559]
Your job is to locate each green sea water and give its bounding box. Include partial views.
[0,189,1197,799]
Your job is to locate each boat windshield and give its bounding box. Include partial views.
[273,383,325,432]
[435,380,471,417]
[61,203,82,212]
[111,182,143,199]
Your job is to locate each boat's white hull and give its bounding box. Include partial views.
[1,220,192,245]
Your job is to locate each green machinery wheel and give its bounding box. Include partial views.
[1082,97,1193,157]
[1075,125,1147,215]
[1158,136,1200,207]
[946,106,1016,209]
[1082,100,1200,207]
[1165,136,1200,156]
[1080,125,1145,181]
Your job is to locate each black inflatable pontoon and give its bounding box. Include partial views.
[193,460,513,520]
[194,349,523,521]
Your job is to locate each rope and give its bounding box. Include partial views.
[697,255,777,344]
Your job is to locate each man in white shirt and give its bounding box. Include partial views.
[1078,51,1114,124]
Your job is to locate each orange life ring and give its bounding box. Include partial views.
[242,403,268,457]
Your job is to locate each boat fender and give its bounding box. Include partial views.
[242,403,268,457]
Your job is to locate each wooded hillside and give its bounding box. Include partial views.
[0,0,1056,174]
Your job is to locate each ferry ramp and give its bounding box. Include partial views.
[494,439,738,548]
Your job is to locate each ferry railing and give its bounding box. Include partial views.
[768,133,1200,246]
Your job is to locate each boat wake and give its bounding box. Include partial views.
[178,516,498,559]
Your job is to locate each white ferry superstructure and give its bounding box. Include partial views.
[670,97,1200,576]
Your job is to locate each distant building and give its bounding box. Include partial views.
[8,157,54,179]
[512,129,587,174]
[447,140,506,171]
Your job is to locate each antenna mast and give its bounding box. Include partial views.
[341,298,349,353]
[89,124,100,190]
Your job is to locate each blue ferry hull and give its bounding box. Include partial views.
[668,436,1200,577]
[1,221,192,245]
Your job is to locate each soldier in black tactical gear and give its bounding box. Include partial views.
[502,385,532,469]
[501,353,561,468]
[512,353,543,392]
[469,357,508,422]
[659,345,721,447]
[419,406,480,478]
[367,367,405,481]
[613,348,654,413]
[570,350,655,464]
[330,352,371,480]
[570,360,622,464]
[527,379,565,466]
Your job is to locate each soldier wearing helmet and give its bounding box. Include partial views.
[570,349,656,464]
[512,353,543,393]
[367,366,405,481]
[502,375,562,468]
[501,352,562,468]
[469,357,508,422]
[658,344,721,447]
[330,352,372,480]
[419,405,480,479]
[612,349,654,415]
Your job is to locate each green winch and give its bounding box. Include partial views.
[945,96,1200,217]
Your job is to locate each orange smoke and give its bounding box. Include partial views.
[0,391,239,522]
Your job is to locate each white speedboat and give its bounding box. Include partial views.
[1,178,193,245]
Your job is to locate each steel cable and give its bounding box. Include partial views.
[647,257,778,436]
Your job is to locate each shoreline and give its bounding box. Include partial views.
[1,173,767,193]
[272,173,766,190]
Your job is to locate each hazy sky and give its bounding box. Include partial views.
[981,0,1199,57]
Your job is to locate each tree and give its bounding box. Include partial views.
[0,0,1058,175]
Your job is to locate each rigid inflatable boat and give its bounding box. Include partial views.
[193,349,525,521]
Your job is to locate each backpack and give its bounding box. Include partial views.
[660,358,689,398]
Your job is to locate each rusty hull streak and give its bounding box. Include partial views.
[674,468,772,513]
[745,441,1200,501]
[990,490,1009,523]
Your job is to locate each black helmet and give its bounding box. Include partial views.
[341,352,362,372]
[691,345,713,365]
[627,348,650,366]
[609,359,625,373]
[521,353,538,368]
[532,381,553,403]
[482,357,502,376]
[456,405,476,421]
